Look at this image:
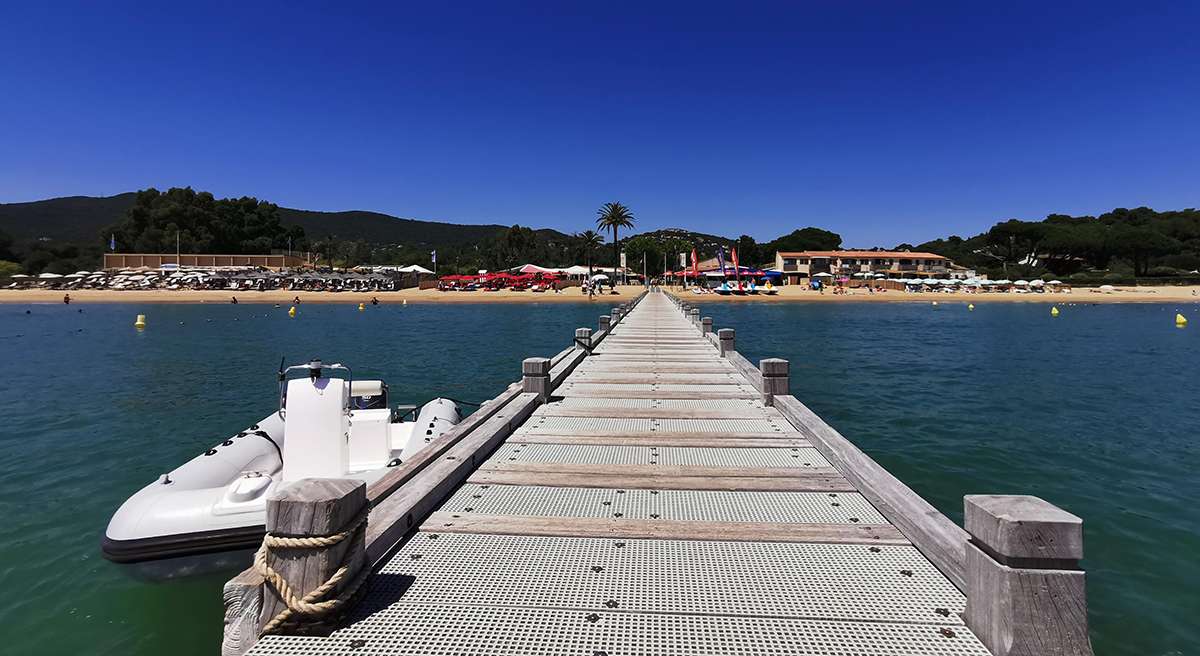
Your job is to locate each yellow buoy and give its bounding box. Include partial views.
[1177,313,1188,327]
[1051,306,1060,317]
[134,314,146,329]
[967,303,974,311]
[288,306,297,317]
[358,303,365,311]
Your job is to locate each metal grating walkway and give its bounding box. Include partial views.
[250,291,989,655]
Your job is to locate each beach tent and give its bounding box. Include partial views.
[517,264,555,274]
[561,265,592,276]
[398,264,434,274]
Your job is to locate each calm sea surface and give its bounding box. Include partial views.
[0,299,1196,655]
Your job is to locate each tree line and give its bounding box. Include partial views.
[906,207,1200,279]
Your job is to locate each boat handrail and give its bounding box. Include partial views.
[277,358,354,418]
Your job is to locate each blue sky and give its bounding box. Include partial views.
[2,1,1197,246]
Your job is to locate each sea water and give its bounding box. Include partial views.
[0,299,1195,655]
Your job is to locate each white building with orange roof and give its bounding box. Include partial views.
[773,249,962,284]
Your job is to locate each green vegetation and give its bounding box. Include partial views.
[595,202,635,272]
[106,188,305,255]
[910,207,1200,281]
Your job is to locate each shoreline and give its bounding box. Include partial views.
[2,285,1199,305]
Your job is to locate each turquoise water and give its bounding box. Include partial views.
[0,299,1196,655]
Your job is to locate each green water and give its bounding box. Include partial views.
[0,300,1196,655]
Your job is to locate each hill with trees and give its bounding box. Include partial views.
[904,207,1200,281]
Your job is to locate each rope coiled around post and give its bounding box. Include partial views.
[254,507,370,636]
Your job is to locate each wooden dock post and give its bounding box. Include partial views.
[963,495,1093,656]
[702,316,712,334]
[689,308,700,327]
[522,357,552,403]
[256,479,367,639]
[598,315,610,334]
[574,327,592,352]
[759,358,788,407]
[611,308,622,325]
[718,328,735,356]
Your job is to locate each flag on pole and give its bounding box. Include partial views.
[731,247,742,286]
[690,248,699,278]
[716,248,726,274]
[109,234,116,251]
[431,250,437,264]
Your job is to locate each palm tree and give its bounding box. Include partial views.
[574,230,604,272]
[595,202,635,283]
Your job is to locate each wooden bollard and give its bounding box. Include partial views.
[257,478,368,638]
[575,327,592,352]
[611,309,622,325]
[689,308,700,327]
[522,357,552,403]
[759,358,789,407]
[718,328,735,356]
[964,495,1093,656]
[598,315,611,333]
[702,317,713,334]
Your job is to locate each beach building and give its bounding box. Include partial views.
[103,252,312,271]
[773,250,961,284]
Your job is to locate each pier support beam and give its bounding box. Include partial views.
[963,495,1093,656]
[258,479,368,638]
[522,357,552,403]
[759,358,788,407]
[718,328,735,356]
[575,328,593,353]
[702,317,712,334]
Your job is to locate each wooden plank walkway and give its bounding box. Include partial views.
[247,291,994,655]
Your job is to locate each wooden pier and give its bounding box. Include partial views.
[225,291,1093,656]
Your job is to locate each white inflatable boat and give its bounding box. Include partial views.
[102,359,461,576]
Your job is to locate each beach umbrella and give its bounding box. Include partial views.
[874,273,887,279]
[11,274,30,278]
[995,279,1011,285]
[1014,280,1029,286]
[1099,284,1116,292]
[1029,279,1045,286]
[591,273,610,281]
[38,273,64,278]
[813,272,833,278]
[1048,280,1063,285]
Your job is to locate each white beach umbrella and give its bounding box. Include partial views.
[38,273,64,279]
[813,272,834,278]
[1048,280,1063,285]
[1029,279,1045,286]
[74,271,92,275]
[591,273,609,281]
[1099,284,1116,292]
[995,279,1011,285]
[1013,280,1029,286]
[11,274,30,278]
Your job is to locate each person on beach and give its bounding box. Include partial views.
[63,293,70,304]
[231,296,238,304]
[293,296,301,305]
[371,297,380,305]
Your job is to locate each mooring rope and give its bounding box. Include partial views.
[253,506,370,636]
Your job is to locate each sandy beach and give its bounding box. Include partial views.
[3,284,1200,304]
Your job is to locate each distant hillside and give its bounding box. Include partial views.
[0,193,137,242]
[0,193,565,248]
[278,208,517,248]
